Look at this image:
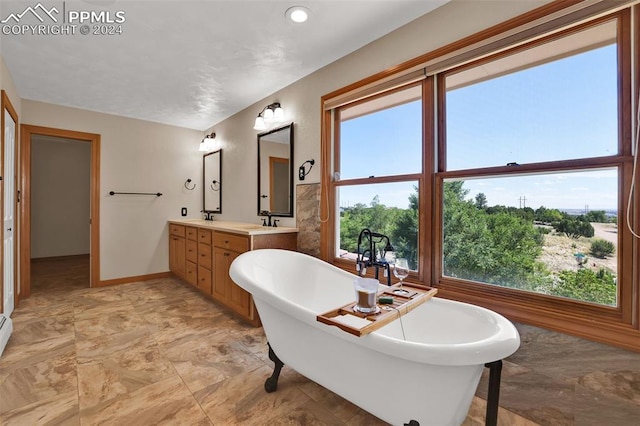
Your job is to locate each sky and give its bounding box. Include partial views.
[339,42,620,212]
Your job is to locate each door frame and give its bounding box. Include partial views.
[19,124,100,297]
[269,156,289,212]
[1,90,18,311]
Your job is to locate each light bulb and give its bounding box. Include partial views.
[273,106,284,121]
[253,115,266,130]
[263,107,274,121]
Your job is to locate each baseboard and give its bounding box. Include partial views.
[0,314,13,358]
[31,254,90,262]
[96,271,172,287]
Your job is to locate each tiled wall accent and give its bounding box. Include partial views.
[296,183,321,258]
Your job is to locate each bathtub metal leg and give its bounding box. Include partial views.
[484,360,502,426]
[265,342,285,393]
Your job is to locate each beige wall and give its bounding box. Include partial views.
[22,100,204,280]
[31,136,91,258]
[207,0,550,229]
[1,55,21,115]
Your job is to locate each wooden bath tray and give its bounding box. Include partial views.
[317,283,437,337]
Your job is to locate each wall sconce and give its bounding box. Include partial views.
[199,132,216,152]
[253,102,285,131]
[298,159,315,181]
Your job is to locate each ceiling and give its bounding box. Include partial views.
[0,0,449,131]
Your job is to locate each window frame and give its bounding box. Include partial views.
[330,81,433,282]
[435,11,634,326]
[320,4,639,351]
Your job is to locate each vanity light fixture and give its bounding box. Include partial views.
[199,132,216,152]
[253,103,285,131]
[285,6,310,24]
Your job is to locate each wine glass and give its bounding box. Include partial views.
[393,258,410,295]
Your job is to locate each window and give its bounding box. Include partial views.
[441,169,619,307]
[438,17,629,311]
[323,5,637,348]
[335,84,424,272]
[444,20,618,171]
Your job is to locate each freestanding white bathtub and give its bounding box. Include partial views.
[229,249,520,426]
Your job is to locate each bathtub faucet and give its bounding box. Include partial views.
[355,228,394,285]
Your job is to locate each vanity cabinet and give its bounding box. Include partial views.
[197,229,214,295]
[169,225,214,295]
[168,220,297,326]
[214,231,251,321]
[185,227,198,287]
[169,224,186,279]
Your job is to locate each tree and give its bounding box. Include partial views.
[339,197,404,256]
[535,206,563,223]
[442,181,543,288]
[390,186,419,269]
[584,210,609,223]
[474,193,488,209]
[553,215,594,238]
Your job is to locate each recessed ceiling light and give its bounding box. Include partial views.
[285,6,310,24]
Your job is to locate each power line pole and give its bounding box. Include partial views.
[518,196,527,208]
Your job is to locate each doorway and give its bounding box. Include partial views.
[19,125,100,298]
[269,156,289,213]
[1,91,18,356]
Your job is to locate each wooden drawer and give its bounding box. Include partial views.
[185,261,197,287]
[198,243,213,269]
[197,265,212,295]
[214,231,249,253]
[186,240,197,263]
[169,224,185,237]
[198,228,212,245]
[186,226,198,241]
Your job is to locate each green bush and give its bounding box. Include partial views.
[553,216,594,238]
[551,268,616,306]
[590,239,615,259]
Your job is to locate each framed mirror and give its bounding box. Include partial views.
[257,123,293,217]
[203,149,222,214]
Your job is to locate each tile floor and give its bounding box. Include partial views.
[3,256,638,425]
[1,257,522,425]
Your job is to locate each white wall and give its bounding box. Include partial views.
[1,55,21,115]
[31,136,91,258]
[208,0,551,229]
[22,100,204,281]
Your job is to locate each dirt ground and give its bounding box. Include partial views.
[538,222,618,274]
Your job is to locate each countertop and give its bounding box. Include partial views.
[168,219,298,236]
